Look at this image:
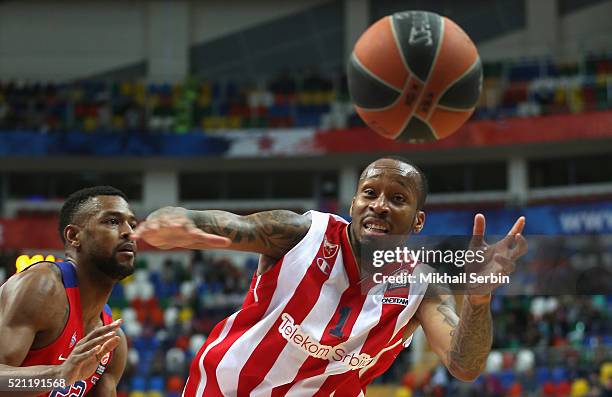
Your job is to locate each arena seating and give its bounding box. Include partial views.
[0,55,610,134]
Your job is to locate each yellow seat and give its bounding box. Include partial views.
[394,386,411,397]
[112,115,125,130]
[147,94,159,108]
[198,93,211,107]
[179,307,194,323]
[228,116,242,129]
[601,362,612,385]
[134,82,145,99]
[312,91,326,105]
[299,92,314,105]
[120,81,133,97]
[554,87,567,105]
[83,116,97,132]
[568,87,584,113]
[217,116,229,130]
[202,116,216,131]
[571,378,589,397]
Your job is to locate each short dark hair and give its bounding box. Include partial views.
[364,156,429,209]
[59,186,128,243]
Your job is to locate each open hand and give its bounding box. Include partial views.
[131,206,231,249]
[466,214,528,298]
[59,320,122,385]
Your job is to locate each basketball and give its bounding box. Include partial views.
[347,10,482,142]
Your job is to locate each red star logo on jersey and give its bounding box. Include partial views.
[323,237,339,259]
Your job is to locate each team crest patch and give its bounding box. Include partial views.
[69,332,77,348]
[323,237,339,259]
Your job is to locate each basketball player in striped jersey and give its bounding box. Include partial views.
[0,186,135,396]
[135,157,528,397]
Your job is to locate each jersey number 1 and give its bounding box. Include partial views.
[329,307,351,338]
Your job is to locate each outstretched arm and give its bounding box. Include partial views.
[190,210,311,259]
[133,207,312,260]
[414,214,527,381]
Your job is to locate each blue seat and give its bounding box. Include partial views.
[499,369,516,389]
[551,366,568,382]
[268,104,290,117]
[149,376,164,391]
[130,376,147,392]
[110,283,124,299]
[536,367,550,385]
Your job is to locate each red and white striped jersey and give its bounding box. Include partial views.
[184,211,428,397]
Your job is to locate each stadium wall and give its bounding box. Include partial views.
[1,0,611,80]
[0,0,331,81]
[0,1,146,80]
[190,0,329,43]
[479,0,612,60]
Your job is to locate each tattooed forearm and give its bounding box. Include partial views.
[437,297,459,329]
[447,299,492,380]
[190,210,310,258]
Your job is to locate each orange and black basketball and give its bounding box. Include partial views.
[347,11,482,142]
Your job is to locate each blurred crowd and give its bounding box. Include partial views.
[394,296,612,397]
[476,54,612,120]
[0,54,610,135]
[1,238,610,396]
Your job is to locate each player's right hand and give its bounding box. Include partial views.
[58,319,122,385]
[132,206,231,249]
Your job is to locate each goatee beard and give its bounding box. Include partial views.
[94,250,134,280]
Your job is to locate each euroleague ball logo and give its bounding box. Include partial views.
[396,11,433,46]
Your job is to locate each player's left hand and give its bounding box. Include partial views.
[465,214,528,300]
[59,320,123,385]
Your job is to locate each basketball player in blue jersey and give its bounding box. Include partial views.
[0,186,136,396]
[134,157,528,394]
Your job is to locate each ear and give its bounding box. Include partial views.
[349,197,355,218]
[412,211,426,234]
[64,225,82,248]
